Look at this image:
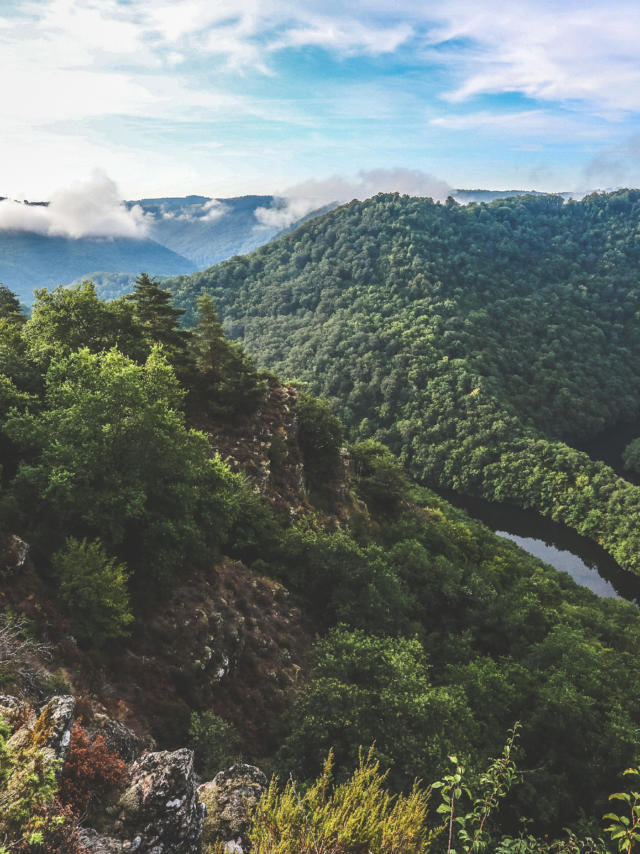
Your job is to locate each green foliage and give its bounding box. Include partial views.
[0,285,26,326]
[294,390,343,490]
[4,346,234,581]
[0,713,62,851]
[187,292,265,420]
[271,526,411,630]
[433,725,520,854]
[125,273,190,371]
[52,537,133,646]
[622,439,640,475]
[265,477,640,828]
[349,439,411,514]
[603,767,640,853]
[278,628,468,791]
[164,190,640,577]
[188,711,238,779]
[23,282,145,365]
[249,748,438,854]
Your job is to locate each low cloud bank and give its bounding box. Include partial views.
[159,198,228,223]
[255,168,453,229]
[0,172,150,239]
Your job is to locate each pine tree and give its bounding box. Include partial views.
[125,273,190,369]
[0,285,26,325]
[188,292,265,420]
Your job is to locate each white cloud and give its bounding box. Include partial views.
[255,168,452,228]
[0,172,150,239]
[201,199,228,221]
[423,0,640,113]
[159,198,228,222]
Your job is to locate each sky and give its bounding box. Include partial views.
[2,0,640,206]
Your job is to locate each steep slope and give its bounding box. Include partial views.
[4,279,640,844]
[164,189,640,576]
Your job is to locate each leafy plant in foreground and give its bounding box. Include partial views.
[248,747,438,854]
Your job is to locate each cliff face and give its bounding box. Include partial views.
[197,378,308,513]
[0,379,314,751]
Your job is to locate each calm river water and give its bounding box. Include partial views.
[438,489,640,603]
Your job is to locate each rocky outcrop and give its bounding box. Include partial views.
[202,380,307,512]
[109,748,204,854]
[77,829,125,854]
[86,712,146,763]
[0,534,29,575]
[7,694,75,762]
[198,763,267,852]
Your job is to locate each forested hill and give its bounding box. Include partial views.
[165,189,640,576]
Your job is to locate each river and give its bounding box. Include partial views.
[437,489,640,603]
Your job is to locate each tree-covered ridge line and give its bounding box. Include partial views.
[3,279,640,843]
[163,189,640,576]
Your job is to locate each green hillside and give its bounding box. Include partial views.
[165,190,640,577]
[2,280,640,845]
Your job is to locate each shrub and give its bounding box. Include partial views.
[188,711,238,780]
[622,438,640,475]
[249,748,437,854]
[295,390,343,490]
[58,723,127,815]
[349,440,411,515]
[52,537,133,646]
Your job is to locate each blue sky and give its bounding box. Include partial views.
[2,0,640,201]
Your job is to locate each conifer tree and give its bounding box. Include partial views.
[0,285,25,325]
[188,292,265,420]
[126,273,190,370]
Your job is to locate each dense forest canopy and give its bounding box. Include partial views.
[164,189,640,576]
[2,270,640,846]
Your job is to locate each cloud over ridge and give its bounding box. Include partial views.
[0,173,150,239]
[255,168,453,228]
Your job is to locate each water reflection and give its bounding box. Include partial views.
[437,489,640,603]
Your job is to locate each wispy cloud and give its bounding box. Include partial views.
[0,172,150,239]
[159,198,228,222]
[3,0,640,196]
[255,168,453,228]
[424,1,640,113]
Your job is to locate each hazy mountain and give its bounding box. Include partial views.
[131,194,283,268]
[0,194,294,303]
[0,230,196,304]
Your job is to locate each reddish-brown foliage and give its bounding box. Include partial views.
[59,723,127,814]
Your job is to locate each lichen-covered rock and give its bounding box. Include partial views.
[113,748,204,853]
[0,693,32,728]
[39,694,76,760]
[198,764,267,851]
[78,828,124,853]
[87,713,145,763]
[7,694,75,762]
[0,534,29,575]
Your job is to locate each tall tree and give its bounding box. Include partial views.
[187,292,264,419]
[126,273,190,371]
[0,285,26,326]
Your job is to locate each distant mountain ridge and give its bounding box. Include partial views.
[0,188,584,303]
[0,194,285,303]
[0,230,196,305]
[129,194,281,268]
